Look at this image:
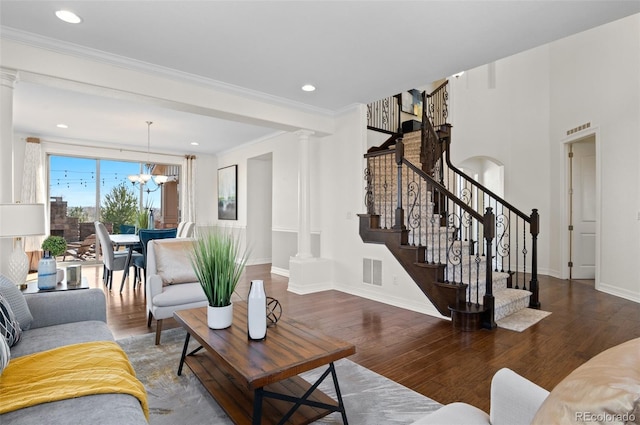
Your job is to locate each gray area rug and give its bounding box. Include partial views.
[118,327,441,424]
[496,308,552,332]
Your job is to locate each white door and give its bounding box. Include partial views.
[570,138,596,279]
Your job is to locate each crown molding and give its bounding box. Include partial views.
[1,27,337,117]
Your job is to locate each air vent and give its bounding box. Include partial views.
[566,122,591,136]
[363,258,382,286]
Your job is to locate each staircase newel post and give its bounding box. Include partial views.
[482,207,497,329]
[529,209,541,308]
[393,140,406,230]
[394,94,402,133]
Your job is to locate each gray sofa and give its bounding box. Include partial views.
[1,288,148,425]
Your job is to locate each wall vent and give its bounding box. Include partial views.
[363,258,382,286]
[566,122,591,136]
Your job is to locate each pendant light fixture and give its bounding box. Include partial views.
[128,121,168,190]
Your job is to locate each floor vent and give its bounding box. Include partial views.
[363,258,382,286]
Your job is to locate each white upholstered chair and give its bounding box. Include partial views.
[145,238,208,344]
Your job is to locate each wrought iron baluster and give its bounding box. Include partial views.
[522,221,528,291]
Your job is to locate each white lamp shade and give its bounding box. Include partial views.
[0,203,46,237]
[153,175,168,184]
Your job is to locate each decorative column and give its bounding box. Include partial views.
[295,129,314,259]
[288,129,332,294]
[0,69,18,275]
[0,68,16,202]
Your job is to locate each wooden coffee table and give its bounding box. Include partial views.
[174,303,356,425]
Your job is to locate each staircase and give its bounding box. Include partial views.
[361,81,540,331]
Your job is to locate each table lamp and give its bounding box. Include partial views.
[0,203,46,288]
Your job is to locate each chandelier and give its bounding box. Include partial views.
[127,121,168,192]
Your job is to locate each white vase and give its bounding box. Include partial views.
[247,280,267,340]
[37,252,57,290]
[207,303,233,329]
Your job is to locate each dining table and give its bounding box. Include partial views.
[109,233,141,291]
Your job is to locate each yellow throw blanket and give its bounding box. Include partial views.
[0,341,149,420]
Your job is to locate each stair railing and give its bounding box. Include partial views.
[367,94,402,134]
[420,82,540,308]
[438,151,540,306]
[365,141,497,325]
[365,80,540,310]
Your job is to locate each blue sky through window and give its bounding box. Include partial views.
[49,155,161,211]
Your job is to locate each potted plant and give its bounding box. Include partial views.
[39,235,68,288]
[42,235,67,258]
[189,228,248,329]
[135,200,154,232]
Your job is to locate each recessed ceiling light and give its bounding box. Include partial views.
[55,10,82,24]
[190,142,199,146]
[301,84,316,92]
[56,123,68,129]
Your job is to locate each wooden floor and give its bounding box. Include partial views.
[79,263,640,413]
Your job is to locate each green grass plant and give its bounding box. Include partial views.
[189,228,248,307]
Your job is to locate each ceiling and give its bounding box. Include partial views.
[1,1,639,155]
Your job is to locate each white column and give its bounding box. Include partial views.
[0,68,17,275]
[288,129,332,295]
[0,68,16,202]
[295,129,314,259]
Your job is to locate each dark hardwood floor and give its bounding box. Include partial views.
[79,264,640,413]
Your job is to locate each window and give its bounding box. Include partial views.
[49,155,179,244]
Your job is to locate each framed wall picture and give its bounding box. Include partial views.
[218,165,237,220]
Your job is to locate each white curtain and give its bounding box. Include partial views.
[21,138,47,252]
[181,155,196,223]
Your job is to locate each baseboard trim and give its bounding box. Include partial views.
[597,282,640,303]
[333,282,448,320]
[247,257,272,266]
[270,266,289,278]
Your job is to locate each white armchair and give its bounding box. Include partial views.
[412,368,549,425]
[412,337,640,425]
[146,238,208,344]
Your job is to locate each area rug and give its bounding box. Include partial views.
[496,308,552,332]
[118,328,441,424]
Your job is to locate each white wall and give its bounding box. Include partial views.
[213,130,323,270]
[319,105,444,317]
[247,154,273,265]
[548,14,640,301]
[209,105,444,317]
[449,14,640,302]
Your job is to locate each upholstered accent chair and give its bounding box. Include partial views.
[132,228,177,289]
[145,238,208,344]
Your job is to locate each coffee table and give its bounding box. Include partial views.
[174,303,356,425]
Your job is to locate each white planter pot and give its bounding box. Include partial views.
[207,303,233,329]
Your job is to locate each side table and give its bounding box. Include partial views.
[21,276,90,294]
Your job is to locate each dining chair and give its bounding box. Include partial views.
[119,224,136,234]
[94,222,142,291]
[117,224,142,252]
[176,221,195,238]
[132,228,178,289]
